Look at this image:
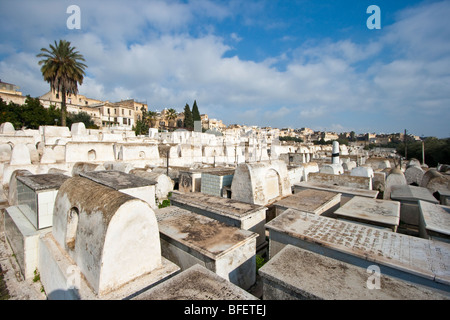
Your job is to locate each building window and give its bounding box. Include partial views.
[129,110,131,116]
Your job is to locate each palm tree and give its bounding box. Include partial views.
[165,108,178,127]
[37,40,87,127]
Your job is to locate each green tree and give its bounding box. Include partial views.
[37,39,87,127]
[192,100,201,122]
[165,108,178,127]
[183,103,193,129]
[67,111,99,129]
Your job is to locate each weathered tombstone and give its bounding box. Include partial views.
[418,201,450,242]
[383,168,407,199]
[79,170,157,209]
[265,209,450,293]
[259,245,448,300]
[0,144,12,162]
[272,189,340,218]
[40,147,57,164]
[0,122,15,134]
[10,144,31,165]
[39,176,179,299]
[155,206,257,290]
[170,191,267,250]
[334,196,400,231]
[405,165,424,186]
[133,264,258,300]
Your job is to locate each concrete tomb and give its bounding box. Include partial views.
[79,170,157,209]
[39,176,179,299]
[259,245,448,300]
[133,264,258,300]
[231,160,291,206]
[155,206,257,290]
[272,188,340,218]
[265,209,450,293]
[383,168,407,200]
[334,196,400,232]
[420,169,450,195]
[200,169,234,198]
[437,189,450,206]
[129,169,174,201]
[390,185,439,230]
[15,173,70,230]
[419,201,450,242]
[307,172,372,190]
[170,191,267,250]
[4,205,51,280]
[294,181,378,206]
[405,165,425,186]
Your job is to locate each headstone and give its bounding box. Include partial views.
[40,176,179,299]
[272,189,340,218]
[155,206,257,290]
[133,264,258,300]
[383,168,407,199]
[10,144,31,165]
[334,196,400,231]
[169,191,267,250]
[0,122,15,134]
[405,165,424,186]
[265,209,450,293]
[419,201,450,242]
[79,170,157,209]
[259,245,448,300]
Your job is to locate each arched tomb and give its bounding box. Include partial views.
[231,160,291,205]
[51,176,163,296]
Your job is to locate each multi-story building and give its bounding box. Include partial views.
[0,80,27,105]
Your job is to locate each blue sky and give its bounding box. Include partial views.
[0,0,449,138]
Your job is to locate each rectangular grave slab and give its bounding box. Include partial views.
[155,206,257,290]
[265,209,450,294]
[79,170,156,208]
[4,205,51,279]
[133,264,258,300]
[16,173,70,229]
[259,245,449,300]
[419,201,450,242]
[170,191,267,250]
[334,196,400,232]
[391,185,439,228]
[294,181,378,205]
[272,189,340,217]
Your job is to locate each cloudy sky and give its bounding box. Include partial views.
[1,0,449,137]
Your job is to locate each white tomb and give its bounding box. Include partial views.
[155,206,257,290]
[39,176,179,299]
[265,209,450,294]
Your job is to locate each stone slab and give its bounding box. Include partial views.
[265,209,450,291]
[79,170,156,189]
[273,188,340,217]
[334,196,400,231]
[170,191,267,248]
[259,244,449,300]
[133,264,258,300]
[155,206,257,290]
[16,173,70,192]
[390,185,439,204]
[294,181,378,205]
[419,201,450,240]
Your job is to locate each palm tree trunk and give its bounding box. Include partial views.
[61,87,67,127]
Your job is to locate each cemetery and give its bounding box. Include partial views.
[0,121,449,300]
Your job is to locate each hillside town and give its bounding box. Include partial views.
[0,78,449,302]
